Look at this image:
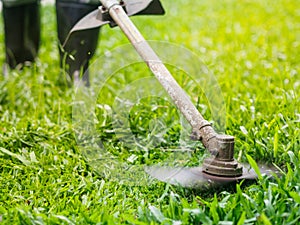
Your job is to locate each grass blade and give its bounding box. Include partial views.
[258,213,272,225]
[246,154,262,180]
[0,147,30,166]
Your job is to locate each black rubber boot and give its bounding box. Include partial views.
[2,2,41,69]
[56,1,101,85]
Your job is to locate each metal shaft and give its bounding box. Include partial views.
[100,0,217,151]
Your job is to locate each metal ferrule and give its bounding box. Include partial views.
[100,0,119,10]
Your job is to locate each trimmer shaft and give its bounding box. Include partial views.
[202,135,243,177]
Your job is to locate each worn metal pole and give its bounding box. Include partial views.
[100,0,218,152]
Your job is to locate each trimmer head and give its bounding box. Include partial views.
[146,163,277,189]
[146,134,279,189]
[201,135,244,177]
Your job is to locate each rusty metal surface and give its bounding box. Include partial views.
[203,158,243,177]
[101,0,218,152]
[202,135,244,177]
[215,135,235,161]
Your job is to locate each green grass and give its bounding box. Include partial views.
[0,0,299,224]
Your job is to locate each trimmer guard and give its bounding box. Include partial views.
[66,0,164,36]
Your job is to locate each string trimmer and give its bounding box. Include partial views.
[66,0,278,188]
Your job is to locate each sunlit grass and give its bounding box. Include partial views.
[0,0,299,224]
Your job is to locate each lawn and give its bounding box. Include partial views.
[0,0,299,224]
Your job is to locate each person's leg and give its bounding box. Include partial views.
[2,1,40,69]
[56,0,101,85]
